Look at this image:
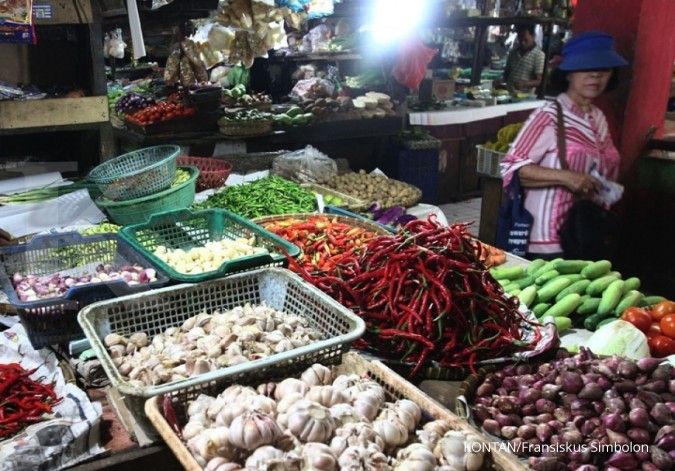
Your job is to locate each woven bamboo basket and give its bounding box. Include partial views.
[145,352,526,471]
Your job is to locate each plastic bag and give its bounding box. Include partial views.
[272,146,337,184]
[300,24,332,53]
[392,37,437,90]
[290,77,335,100]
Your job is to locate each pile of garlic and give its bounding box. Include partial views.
[153,237,267,274]
[182,364,486,471]
[104,304,322,388]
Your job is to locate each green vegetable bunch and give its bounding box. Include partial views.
[194,176,316,218]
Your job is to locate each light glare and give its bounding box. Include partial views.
[371,0,428,43]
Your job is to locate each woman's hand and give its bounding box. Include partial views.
[561,170,602,195]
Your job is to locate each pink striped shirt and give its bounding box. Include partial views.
[500,93,620,254]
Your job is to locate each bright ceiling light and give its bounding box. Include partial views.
[370,0,429,44]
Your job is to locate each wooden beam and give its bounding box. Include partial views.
[0,97,109,130]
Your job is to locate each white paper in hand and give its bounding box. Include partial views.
[590,168,623,207]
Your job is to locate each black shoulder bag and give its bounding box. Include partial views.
[555,101,619,260]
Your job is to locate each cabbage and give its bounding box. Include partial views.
[584,320,650,360]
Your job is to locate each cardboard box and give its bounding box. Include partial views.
[432,79,455,102]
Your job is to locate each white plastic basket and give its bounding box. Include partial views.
[78,267,365,418]
[476,145,507,178]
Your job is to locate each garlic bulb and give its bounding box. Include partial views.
[215,403,247,427]
[244,394,277,416]
[353,390,383,422]
[182,421,205,441]
[206,396,227,420]
[257,382,276,398]
[188,394,215,417]
[416,420,452,450]
[204,458,242,471]
[376,400,422,432]
[372,419,409,450]
[330,422,385,456]
[286,400,335,443]
[277,392,305,415]
[301,364,333,386]
[244,446,285,470]
[219,385,257,404]
[274,378,309,401]
[339,378,385,403]
[394,443,436,471]
[228,411,281,450]
[187,427,235,463]
[274,429,302,452]
[299,442,338,471]
[306,386,348,408]
[329,403,361,427]
[338,444,391,471]
[434,431,484,471]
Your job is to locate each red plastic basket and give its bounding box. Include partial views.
[177,156,232,191]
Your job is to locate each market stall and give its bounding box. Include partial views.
[1,0,674,470]
[1,141,673,470]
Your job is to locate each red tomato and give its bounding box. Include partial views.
[621,307,652,332]
[660,314,675,339]
[652,301,675,322]
[649,335,675,357]
[647,323,662,339]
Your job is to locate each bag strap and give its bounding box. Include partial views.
[554,100,569,171]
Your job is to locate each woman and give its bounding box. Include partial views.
[500,31,628,260]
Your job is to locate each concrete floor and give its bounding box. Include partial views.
[439,198,482,232]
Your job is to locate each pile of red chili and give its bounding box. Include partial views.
[288,216,540,377]
[0,363,61,438]
[262,215,380,274]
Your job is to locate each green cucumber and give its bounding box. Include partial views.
[535,270,560,285]
[640,295,667,308]
[555,280,592,302]
[512,275,536,290]
[586,274,620,296]
[530,261,556,279]
[622,277,641,293]
[517,285,538,308]
[561,274,584,283]
[581,260,612,279]
[543,293,582,318]
[554,260,590,274]
[503,282,520,294]
[536,277,573,303]
[526,259,546,276]
[597,280,625,315]
[579,294,591,304]
[497,279,510,287]
[608,271,622,279]
[511,289,521,296]
[533,303,551,317]
[490,266,526,281]
[614,290,644,316]
[584,311,615,331]
[542,315,572,333]
[577,297,602,315]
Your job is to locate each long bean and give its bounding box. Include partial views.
[0,181,96,204]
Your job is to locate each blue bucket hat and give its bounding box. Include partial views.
[559,31,628,71]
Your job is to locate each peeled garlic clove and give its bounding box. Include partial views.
[301,363,333,386]
[182,317,198,332]
[125,343,138,355]
[109,344,126,359]
[257,382,276,398]
[104,333,126,347]
[129,332,148,347]
[118,361,133,376]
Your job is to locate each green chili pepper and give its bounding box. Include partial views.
[194,176,316,218]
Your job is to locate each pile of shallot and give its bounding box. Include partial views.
[105,304,322,388]
[179,363,487,471]
[471,348,675,470]
[12,264,157,301]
